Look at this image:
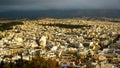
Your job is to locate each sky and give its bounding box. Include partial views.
[0,0,120,11]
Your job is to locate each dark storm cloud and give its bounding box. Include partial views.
[0,0,55,5]
[0,0,120,10]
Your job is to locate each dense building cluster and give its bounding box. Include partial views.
[0,18,120,68]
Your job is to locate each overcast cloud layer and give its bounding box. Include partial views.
[0,0,120,11]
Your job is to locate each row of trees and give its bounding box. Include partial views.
[0,56,61,68]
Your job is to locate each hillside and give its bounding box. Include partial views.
[0,18,120,68]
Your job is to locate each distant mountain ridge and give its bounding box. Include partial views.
[0,9,120,19]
